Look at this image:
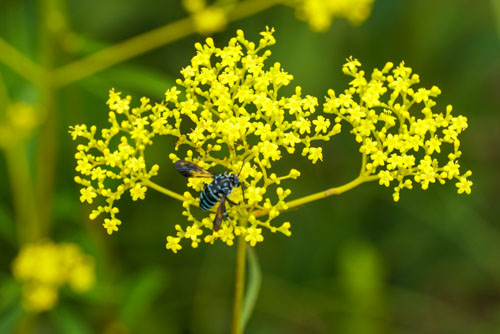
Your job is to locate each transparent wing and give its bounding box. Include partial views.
[213,196,226,231]
[175,160,214,178]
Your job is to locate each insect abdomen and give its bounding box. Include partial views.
[199,182,221,211]
[199,175,235,211]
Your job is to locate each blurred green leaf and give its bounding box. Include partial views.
[119,267,169,330]
[53,190,81,222]
[0,204,16,247]
[50,305,93,334]
[0,275,20,311]
[0,302,23,334]
[241,246,262,330]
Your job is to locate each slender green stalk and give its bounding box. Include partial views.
[254,175,379,218]
[52,17,193,87]
[0,39,40,245]
[284,175,379,211]
[0,38,45,87]
[53,0,282,88]
[35,0,59,237]
[231,217,248,334]
[4,143,40,243]
[142,179,187,203]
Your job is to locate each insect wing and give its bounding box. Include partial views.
[213,196,226,231]
[175,160,213,178]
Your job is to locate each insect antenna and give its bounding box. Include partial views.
[237,161,246,202]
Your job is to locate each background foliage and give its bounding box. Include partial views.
[0,0,499,333]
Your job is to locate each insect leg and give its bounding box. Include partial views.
[226,197,238,206]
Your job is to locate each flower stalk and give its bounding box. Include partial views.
[141,179,187,203]
[231,217,248,334]
[255,174,379,218]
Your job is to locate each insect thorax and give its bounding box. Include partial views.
[212,174,238,195]
[198,172,242,211]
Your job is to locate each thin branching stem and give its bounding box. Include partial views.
[254,175,379,218]
[0,38,45,87]
[142,179,188,203]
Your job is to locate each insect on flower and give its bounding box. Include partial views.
[175,160,245,231]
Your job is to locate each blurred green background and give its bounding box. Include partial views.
[1,0,499,333]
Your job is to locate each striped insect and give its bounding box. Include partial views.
[175,160,245,231]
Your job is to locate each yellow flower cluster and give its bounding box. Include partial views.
[295,0,375,32]
[166,27,341,252]
[71,28,472,253]
[70,92,163,234]
[12,241,95,312]
[182,0,227,35]
[324,57,472,201]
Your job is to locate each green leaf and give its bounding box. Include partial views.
[50,305,93,334]
[0,275,20,311]
[119,267,169,330]
[241,246,262,330]
[0,302,23,334]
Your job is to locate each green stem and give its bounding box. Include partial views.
[231,217,248,334]
[141,179,187,203]
[254,174,379,218]
[285,175,379,211]
[4,143,40,243]
[0,38,45,87]
[52,17,193,87]
[35,0,59,237]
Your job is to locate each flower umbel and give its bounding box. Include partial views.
[166,27,340,251]
[12,241,95,312]
[324,57,472,201]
